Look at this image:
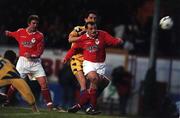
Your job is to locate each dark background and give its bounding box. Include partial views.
[0,0,180,57]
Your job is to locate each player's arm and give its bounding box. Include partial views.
[104,31,124,46]
[62,43,80,63]
[5,30,18,39]
[68,27,86,43]
[68,36,81,43]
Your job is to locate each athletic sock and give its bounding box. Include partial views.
[89,88,97,108]
[6,85,16,103]
[79,89,89,106]
[41,88,53,107]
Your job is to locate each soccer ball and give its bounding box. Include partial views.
[159,16,173,30]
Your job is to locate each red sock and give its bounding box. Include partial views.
[41,88,53,107]
[89,88,97,108]
[79,89,90,106]
[7,85,16,102]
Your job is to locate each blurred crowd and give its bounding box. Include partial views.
[0,0,180,57]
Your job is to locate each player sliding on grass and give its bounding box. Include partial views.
[0,50,38,112]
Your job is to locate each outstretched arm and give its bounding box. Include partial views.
[5,30,18,39]
[62,43,80,64]
[104,31,124,46]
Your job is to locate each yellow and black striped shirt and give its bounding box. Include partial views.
[0,57,20,80]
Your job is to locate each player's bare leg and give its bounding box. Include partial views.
[36,76,65,112]
[75,71,86,91]
[36,76,53,110]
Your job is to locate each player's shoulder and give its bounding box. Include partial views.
[98,30,106,33]
[36,31,44,37]
[74,26,85,32]
[17,28,25,32]
[98,30,108,35]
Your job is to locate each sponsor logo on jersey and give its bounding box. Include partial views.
[86,45,98,52]
[20,36,27,38]
[22,38,36,48]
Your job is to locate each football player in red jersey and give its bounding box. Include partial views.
[68,11,110,114]
[63,22,123,114]
[5,15,64,112]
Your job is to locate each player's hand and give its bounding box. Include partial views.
[74,27,86,35]
[116,37,124,44]
[4,30,10,36]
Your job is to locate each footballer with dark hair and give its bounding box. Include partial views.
[64,21,123,114]
[4,15,64,112]
[0,52,38,112]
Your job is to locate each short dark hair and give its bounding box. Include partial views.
[85,22,96,28]
[4,50,17,65]
[84,10,97,19]
[27,15,39,23]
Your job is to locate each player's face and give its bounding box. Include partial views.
[28,20,39,32]
[85,13,97,23]
[87,24,97,38]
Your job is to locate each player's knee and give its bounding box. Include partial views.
[90,77,98,84]
[39,82,48,90]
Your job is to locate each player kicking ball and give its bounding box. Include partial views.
[63,22,123,115]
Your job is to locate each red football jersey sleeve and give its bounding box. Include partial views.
[8,28,44,57]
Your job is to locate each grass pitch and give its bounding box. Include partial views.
[0,107,135,118]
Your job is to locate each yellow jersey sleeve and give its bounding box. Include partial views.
[69,26,85,38]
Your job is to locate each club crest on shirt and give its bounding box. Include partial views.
[95,39,99,45]
[22,38,36,48]
[31,38,36,43]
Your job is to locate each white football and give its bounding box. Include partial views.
[159,16,173,30]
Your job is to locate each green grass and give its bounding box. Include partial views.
[0,107,132,118]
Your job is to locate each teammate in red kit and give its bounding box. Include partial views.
[68,10,110,114]
[63,22,123,114]
[5,15,64,112]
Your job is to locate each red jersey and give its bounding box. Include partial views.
[64,30,123,62]
[7,28,44,57]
